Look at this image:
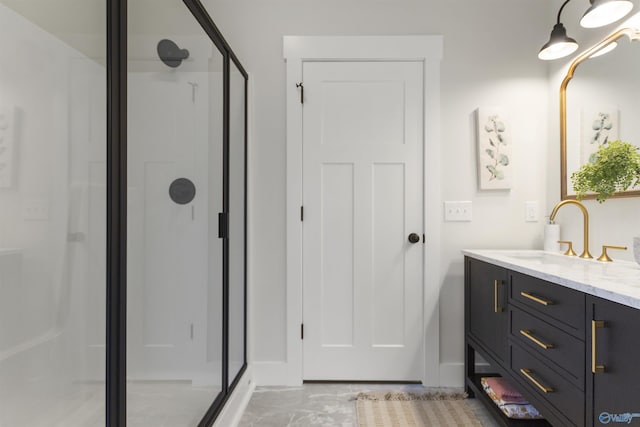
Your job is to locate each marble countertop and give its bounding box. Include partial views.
[462,249,640,310]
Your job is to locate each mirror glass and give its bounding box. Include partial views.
[562,28,640,199]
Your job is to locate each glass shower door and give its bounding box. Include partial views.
[127,1,224,425]
[228,58,247,387]
[0,1,106,426]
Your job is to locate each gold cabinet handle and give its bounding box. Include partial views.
[520,291,554,306]
[520,329,555,349]
[592,320,606,373]
[494,280,504,313]
[520,368,554,393]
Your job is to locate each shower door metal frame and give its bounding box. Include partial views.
[106,0,127,425]
[105,0,248,426]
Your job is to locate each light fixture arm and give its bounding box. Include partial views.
[557,0,573,24]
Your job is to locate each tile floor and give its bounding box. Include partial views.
[3,381,219,427]
[238,383,500,426]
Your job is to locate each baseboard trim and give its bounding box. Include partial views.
[213,365,255,427]
[253,360,495,389]
[439,363,463,387]
[253,361,301,386]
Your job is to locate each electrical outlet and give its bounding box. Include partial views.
[23,199,49,221]
[444,201,472,222]
[525,201,539,222]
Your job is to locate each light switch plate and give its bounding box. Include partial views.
[525,201,539,222]
[444,201,472,222]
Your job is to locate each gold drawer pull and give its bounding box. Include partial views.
[592,320,606,373]
[520,368,554,393]
[520,329,555,349]
[520,291,554,306]
[494,280,504,313]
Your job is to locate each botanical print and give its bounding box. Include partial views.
[581,107,619,165]
[477,108,511,190]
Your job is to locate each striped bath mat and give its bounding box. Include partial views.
[355,391,482,427]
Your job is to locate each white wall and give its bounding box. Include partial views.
[547,1,640,263]
[205,0,553,385]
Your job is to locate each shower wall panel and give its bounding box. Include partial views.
[0,2,106,426]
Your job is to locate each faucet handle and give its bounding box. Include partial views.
[558,240,577,257]
[597,245,627,262]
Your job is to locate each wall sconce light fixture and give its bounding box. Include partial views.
[539,0,633,60]
[580,0,634,28]
[539,0,579,60]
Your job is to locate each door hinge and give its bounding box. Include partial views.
[423,233,426,243]
[300,206,304,222]
[301,323,304,340]
[296,82,304,104]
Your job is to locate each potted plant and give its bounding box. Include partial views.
[571,140,640,203]
[571,140,640,265]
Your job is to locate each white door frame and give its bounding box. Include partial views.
[283,36,443,386]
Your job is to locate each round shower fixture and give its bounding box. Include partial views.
[157,39,189,68]
[169,178,196,204]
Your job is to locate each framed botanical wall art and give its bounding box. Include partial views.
[476,107,512,190]
[580,106,619,165]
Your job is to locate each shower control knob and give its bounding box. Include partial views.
[408,233,421,244]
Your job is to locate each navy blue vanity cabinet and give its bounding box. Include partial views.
[587,296,640,427]
[465,256,552,426]
[466,257,509,365]
[466,253,640,426]
[507,271,586,427]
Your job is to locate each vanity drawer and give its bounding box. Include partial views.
[510,306,584,389]
[510,343,584,427]
[510,271,585,337]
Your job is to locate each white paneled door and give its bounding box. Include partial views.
[302,61,424,380]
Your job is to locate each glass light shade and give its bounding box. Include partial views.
[580,0,634,28]
[538,23,579,60]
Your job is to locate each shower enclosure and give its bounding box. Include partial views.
[0,0,247,426]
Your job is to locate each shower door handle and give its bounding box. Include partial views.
[218,212,228,239]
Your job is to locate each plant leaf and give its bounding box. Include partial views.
[485,149,495,158]
[499,154,509,166]
[571,140,640,202]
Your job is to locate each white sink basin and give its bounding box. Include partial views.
[501,251,579,265]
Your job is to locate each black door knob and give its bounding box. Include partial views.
[408,233,420,244]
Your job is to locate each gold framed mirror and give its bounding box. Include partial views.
[560,27,640,200]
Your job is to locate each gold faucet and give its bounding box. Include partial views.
[549,200,593,259]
